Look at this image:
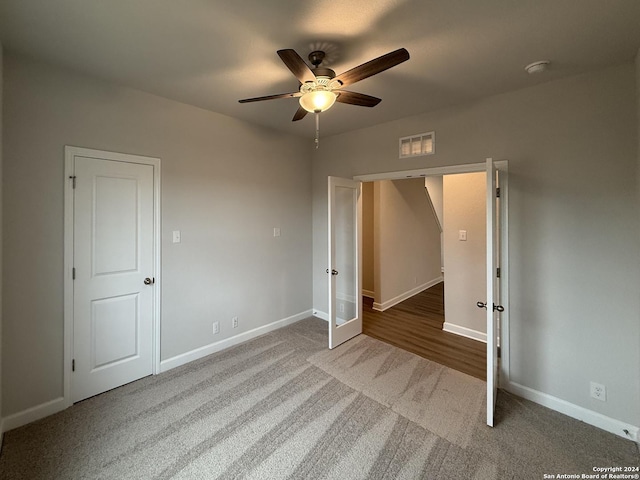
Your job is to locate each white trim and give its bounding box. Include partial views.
[423,185,442,232]
[497,162,510,388]
[354,160,508,183]
[63,146,161,408]
[160,310,312,372]
[443,322,487,343]
[2,397,67,432]
[373,277,442,312]
[505,381,639,442]
[362,289,375,299]
[313,310,329,321]
[63,153,74,408]
[354,162,486,182]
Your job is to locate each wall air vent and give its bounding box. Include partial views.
[399,131,435,158]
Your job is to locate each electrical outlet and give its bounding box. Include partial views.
[232,316,238,328]
[590,381,606,401]
[212,321,220,335]
[339,303,345,313]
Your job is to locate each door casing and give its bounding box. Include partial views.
[354,160,510,389]
[63,146,162,408]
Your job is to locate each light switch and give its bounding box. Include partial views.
[273,227,281,237]
[172,230,181,243]
[459,230,467,241]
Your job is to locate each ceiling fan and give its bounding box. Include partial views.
[238,47,410,121]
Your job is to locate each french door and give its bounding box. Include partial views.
[485,157,502,427]
[327,176,362,349]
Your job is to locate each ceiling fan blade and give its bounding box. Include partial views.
[277,49,316,84]
[334,48,410,88]
[292,105,308,122]
[336,90,382,107]
[238,92,301,103]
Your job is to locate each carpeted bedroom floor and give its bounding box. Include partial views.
[0,317,637,479]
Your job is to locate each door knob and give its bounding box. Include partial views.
[477,301,504,312]
[144,277,154,285]
[325,269,339,275]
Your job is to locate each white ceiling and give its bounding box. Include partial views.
[1,0,640,138]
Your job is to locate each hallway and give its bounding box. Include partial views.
[363,282,486,380]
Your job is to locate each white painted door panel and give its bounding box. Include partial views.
[328,176,362,349]
[73,156,154,402]
[486,158,500,426]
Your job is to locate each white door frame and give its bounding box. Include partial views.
[63,146,162,408]
[354,160,510,387]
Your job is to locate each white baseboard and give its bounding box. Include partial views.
[2,396,67,433]
[313,310,329,321]
[160,309,312,373]
[505,381,639,442]
[443,322,487,343]
[373,277,443,312]
[362,290,375,299]
[1,310,314,433]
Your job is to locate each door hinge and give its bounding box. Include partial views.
[496,187,501,198]
[72,359,75,372]
[69,175,77,189]
[496,267,501,278]
[72,267,76,280]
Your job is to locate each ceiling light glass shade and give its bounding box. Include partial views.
[299,90,337,113]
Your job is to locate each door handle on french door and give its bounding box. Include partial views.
[477,301,504,312]
[144,277,155,285]
[325,269,339,275]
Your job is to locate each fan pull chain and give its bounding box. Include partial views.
[315,111,320,149]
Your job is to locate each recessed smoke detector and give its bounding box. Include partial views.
[525,60,550,74]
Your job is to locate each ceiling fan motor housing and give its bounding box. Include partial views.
[308,50,326,67]
[311,67,337,80]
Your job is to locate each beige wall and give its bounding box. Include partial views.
[442,172,486,336]
[424,176,444,269]
[312,63,640,426]
[425,176,444,229]
[636,49,640,414]
[373,179,441,307]
[0,42,4,437]
[362,182,374,295]
[637,48,640,232]
[2,53,312,416]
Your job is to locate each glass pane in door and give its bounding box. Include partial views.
[334,185,357,327]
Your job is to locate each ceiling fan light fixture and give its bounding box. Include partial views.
[299,89,337,113]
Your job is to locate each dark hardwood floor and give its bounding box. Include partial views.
[363,282,486,380]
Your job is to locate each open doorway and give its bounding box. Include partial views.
[361,172,487,380]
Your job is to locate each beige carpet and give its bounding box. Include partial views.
[0,317,637,479]
[308,335,485,448]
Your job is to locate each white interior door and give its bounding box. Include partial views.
[328,176,362,349]
[72,155,155,402]
[485,157,501,426]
